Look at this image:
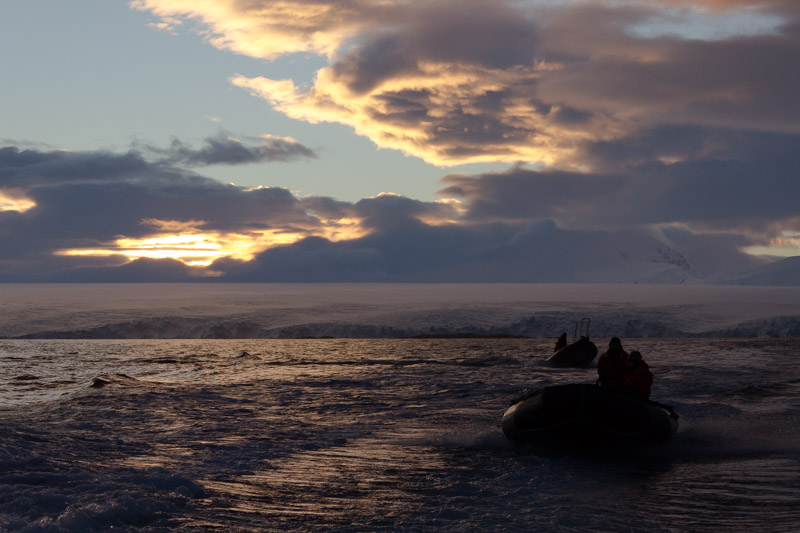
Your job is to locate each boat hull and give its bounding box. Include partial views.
[502,384,677,446]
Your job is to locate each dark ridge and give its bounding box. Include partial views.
[413,333,528,339]
[10,314,800,339]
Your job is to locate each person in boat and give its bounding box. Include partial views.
[554,332,567,352]
[623,350,653,400]
[596,337,629,392]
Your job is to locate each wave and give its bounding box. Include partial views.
[89,373,141,389]
[671,415,800,460]
[456,354,523,367]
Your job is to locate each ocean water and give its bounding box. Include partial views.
[1,337,799,532]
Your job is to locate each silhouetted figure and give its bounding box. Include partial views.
[554,332,568,352]
[623,350,653,400]
[597,337,629,392]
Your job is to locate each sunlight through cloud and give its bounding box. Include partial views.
[55,219,305,267]
[53,216,370,269]
[744,231,800,258]
[0,189,36,213]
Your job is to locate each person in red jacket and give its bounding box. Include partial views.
[596,337,629,392]
[623,350,653,400]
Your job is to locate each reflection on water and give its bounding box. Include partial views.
[0,339,799,531]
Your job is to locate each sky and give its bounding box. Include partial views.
[1,0,799,282]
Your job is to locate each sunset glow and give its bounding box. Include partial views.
[3,3,800,525]
[2,0,799,282]
[230,64,597,167]
[744,231,800,258]
[53,217,369,268]
[55,220,308,267]
[56,232,300,267]
[0,189,36,212]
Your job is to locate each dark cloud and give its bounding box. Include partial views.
[0,143,322,281]
[0,145,316,233]
[331,2,539,95]
[225,236,388,282]
[0,146,151,187]
[440,129,800,235]
[144,132,316,166]
[299,196,354,220]
[439,168,624,224]
[1,136,794,282]
[224,221,519,283]
[48,258,194,283]
[536,30,800,135]
[350,194,458,232]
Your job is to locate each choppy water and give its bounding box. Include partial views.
[1,338,799,532]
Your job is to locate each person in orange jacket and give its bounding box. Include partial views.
[623,350,653,400]
[596,337,629,392]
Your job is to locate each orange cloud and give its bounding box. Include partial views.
[130,0,395,59]
[134,0,799,170]
[230,63,629,168]
[132,0,630,168]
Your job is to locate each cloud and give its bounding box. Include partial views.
[0,142,317,229]
[0,139,787,282]
[8,1,798,283]
[350,193,460,231]
[535,25,800,135]
[4,1,797,282]
[142,132,316,166]
[223,215,766,283]
[137,0,800,170]
[131,0,403,59]
[439,128,800,236]
[49,257,194,282]
[0,142,327,280]
[0,142,473,281]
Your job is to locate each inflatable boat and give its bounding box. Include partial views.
[547,336,598,367]
[502,384,678,446]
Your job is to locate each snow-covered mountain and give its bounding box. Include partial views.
[709,256,800,286]
[485,225,705,284]
[488,224,790,285]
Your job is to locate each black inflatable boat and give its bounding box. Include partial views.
[502,384,678,446]
[547,336,598,367]
[547,318,597,367]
